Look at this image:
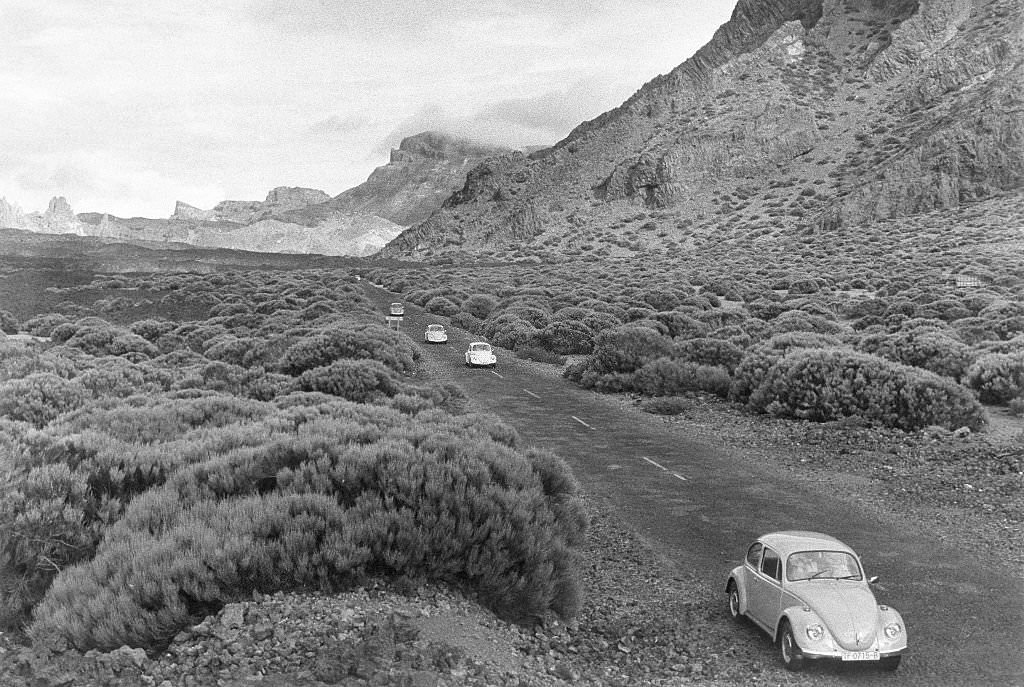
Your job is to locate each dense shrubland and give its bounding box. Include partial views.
[364,201,1023,430]
[0,269,585,652]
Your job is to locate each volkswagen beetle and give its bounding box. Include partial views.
[424,323,448,344]
[389,302,404,316]
[726,531,906,671]
[465,342,496,368]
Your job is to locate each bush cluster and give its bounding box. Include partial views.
[748,348,985,431]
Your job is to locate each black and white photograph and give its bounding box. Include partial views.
[1,1,1021,685]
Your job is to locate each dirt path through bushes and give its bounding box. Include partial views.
[363,282,1024,686]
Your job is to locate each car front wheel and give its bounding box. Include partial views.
[779,622,805,672]
[727,581,741,620]
[879,655,901,672]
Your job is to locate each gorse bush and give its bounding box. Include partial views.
[748,348,985,431]
[965,352,1024,404]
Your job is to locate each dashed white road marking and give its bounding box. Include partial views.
[523,389,541,399]
[490,370,504,378]
[571,416,595,429]
[641,456,689,482]
[642,456,667,471]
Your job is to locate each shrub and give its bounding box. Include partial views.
[0,309,19,334]
[672,337,744,372]
[769,310,843,335]
[653,311,709,339]
[130,319,177,342]
[461,294,499,320]
[1008,396,1024,418]
[482,314,537,351]
[730,333,845,402]
[964,352,1024,404]
[0,373,88,427]
[448,311,483,333]
[749,348,985,431]
[632,358,732,398]
[21,313,71,337]
[589,325,673,374]
[425,296,460,317]
[29,431,586,650]
[62,323,159,358]
[857,329,975,380]
[280,325,418,376]
[297,360,404,403]
[530,321,594,354]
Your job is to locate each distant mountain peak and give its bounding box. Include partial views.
[390,131,509,163]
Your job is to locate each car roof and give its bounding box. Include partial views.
[469,341,490,347]
[427,324,444,328]
[756,531,856,557]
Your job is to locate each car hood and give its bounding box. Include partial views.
[796,583,879,651]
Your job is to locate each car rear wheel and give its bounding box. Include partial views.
[879,655,901,671]
[727,581,741,620]
[779,622,805,672]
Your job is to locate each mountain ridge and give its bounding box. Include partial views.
[381,0,1022,259]
[0,132,510,257]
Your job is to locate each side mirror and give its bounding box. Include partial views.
[869,575,879,584]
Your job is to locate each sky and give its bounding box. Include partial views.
[0,1,735,218]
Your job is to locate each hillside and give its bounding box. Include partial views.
[0,132,508,257]
[381,0,1023,258]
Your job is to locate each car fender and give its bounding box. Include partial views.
[876,605,908,653]
[777,605,825,645]
[727,567,748,615]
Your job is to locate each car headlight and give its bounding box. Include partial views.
[884,623,902,639]
[806,624,825,641]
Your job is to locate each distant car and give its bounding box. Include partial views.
[389,302,404,316]
[465,342,496,368]
[726,531,906,672]
[424,324,448,344]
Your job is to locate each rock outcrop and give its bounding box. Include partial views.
[381,0,1023,258]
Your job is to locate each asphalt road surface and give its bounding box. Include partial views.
[363,282,1024,686]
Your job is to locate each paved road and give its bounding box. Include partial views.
[364,283,1024,686]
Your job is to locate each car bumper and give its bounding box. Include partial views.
[467,357,496,366]
[799,647,904,661]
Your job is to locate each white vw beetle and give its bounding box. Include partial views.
[465,341,496,368]
[424,323,448,344]
[726,531,906,671]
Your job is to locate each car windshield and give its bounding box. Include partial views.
[428,325,444,331]
[787,550,862,581]
[471,343,490,351]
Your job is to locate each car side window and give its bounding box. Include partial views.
[761,547,782,582]
[746,543,763,568]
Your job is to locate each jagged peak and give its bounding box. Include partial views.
[390,131,508,163]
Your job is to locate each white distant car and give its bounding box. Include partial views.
[465,342,496,368]
[424,324,448,344]
[389,302,404,316]
[726,531,906,672]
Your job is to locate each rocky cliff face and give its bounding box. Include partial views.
[322,132,510,226]
[382,0,1023,258]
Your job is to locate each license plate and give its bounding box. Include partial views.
[841,651,880,661]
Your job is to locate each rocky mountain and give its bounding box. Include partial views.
[382,0,1023,258]
[1,132,507,257]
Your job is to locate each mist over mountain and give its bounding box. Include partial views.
[382,0,1022,258]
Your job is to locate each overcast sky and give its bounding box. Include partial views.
[0,1,735,218]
